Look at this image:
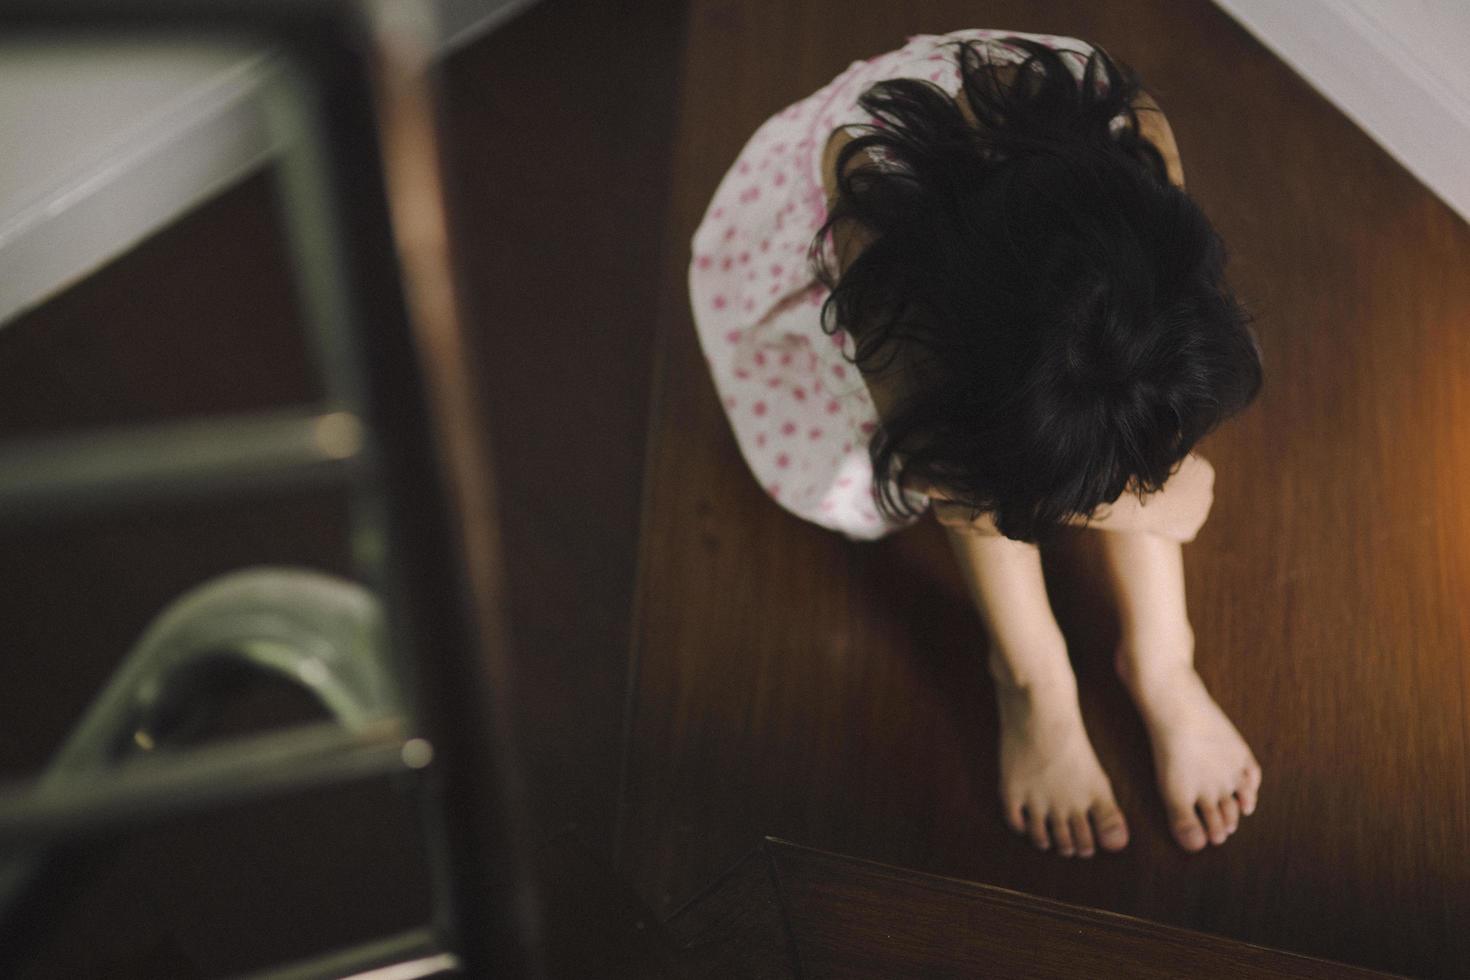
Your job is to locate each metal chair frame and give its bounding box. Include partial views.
[0,2,542,976]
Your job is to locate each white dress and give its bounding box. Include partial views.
[687,29,1101,540]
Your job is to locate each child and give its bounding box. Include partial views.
[688,29,1264,858]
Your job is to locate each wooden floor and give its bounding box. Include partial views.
[438,0,689,860]
[4,0,1469,975]
[615,2,1470,978]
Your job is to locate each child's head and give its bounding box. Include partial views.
[810,36,1263,543]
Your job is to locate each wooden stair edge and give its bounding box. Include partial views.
[760,837,1410,980]
[664,839,800,979]
[533,827,685,978]
[534,828,1409,978]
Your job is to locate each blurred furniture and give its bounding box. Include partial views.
[0,0,538,329]
[0,2,543,976]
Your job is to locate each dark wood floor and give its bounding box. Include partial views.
[439,0,689,861]
[4,0,1469,976]
[616,2,1470,979]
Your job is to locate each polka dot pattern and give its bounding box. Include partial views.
[688,29,1097,540]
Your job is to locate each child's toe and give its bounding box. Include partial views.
[1090,802,1129,851]
[1236,784,1256,818]
[1219,794,1240,834]
[1069,813,1096,857]
[1168,803,1208,851]
[1050,813,1076,856]
[1004,800,1026,835]
[1240,763,1262,815]
[1025,805,1050,851]
[1197,799,1228,845]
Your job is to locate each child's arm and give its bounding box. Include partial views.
[944,523,1078,692]
[1133,89,1186,188]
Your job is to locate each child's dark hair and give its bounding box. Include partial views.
[809,36,1263,543]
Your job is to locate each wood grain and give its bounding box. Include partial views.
[439,0,688,859]
[766,837,1404,978]
[666,845,800,978]
[617,1,1470,977]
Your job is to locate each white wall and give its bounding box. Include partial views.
[1213,0,1470,226]
[0,0,540,330]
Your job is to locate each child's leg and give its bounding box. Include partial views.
[945,526,1130,857]
[1095,529,1263,851]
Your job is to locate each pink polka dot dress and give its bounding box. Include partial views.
[688,29,1099,541]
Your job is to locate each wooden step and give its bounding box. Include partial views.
[534,829,686,978]
[665,847,798,979]
[755,837,1407,979]
[546,828,1407,978]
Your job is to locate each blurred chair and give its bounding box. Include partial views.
[0,1,543,976]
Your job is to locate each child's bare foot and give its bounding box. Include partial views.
[990,649,1130,858]
[1116,631,1263,852]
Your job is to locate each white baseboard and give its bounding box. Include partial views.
[1212,0,1470,226]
